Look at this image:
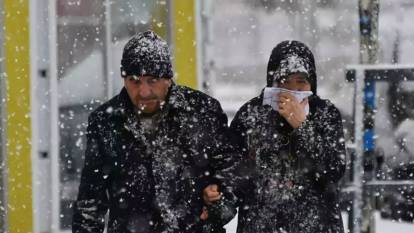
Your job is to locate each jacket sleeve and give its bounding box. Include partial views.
[291,103,346,186]
[199,100,240,227]
[210,101,238,172]
[227,108,257,205]
[72,113,109,233]
[202,99,243,188]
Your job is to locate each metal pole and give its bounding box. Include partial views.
[0,0,8,230]
[391,1,402,65]
[355,1,379,232]
[198,0,215,95]
[29,0,41,232]
[48,0,61,231]
[352,68,366,233]
[104,0,113,99]
[359,0,379,64]
[195,0,203,91]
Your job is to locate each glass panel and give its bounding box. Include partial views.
[210,0,358,120]
[375,80,414,223]
[56,0,158,229]
[56,0,106,229]
[109,0,155,95]
[210,2,414,231]
[209,1,360,232]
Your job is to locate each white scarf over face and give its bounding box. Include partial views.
[264,54,313,114]
[263,87,312,115]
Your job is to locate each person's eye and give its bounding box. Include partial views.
[128,77,138,83]
[130,78,140,84]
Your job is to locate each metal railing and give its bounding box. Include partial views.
[344,65,414,233]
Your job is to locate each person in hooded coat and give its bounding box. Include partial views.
[72,31,237,233]
[229,40,346,233]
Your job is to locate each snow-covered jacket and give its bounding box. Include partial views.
[230,93,346,233]
[72,84,235,233]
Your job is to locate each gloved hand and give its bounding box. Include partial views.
[203,191,238,227]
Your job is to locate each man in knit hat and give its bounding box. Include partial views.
[72,31,236,233]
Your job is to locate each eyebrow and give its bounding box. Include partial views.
[295,75,308,81]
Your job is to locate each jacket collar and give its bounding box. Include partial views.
[164,83,189,111]
[114,83,188,138]
[116,82,188,115]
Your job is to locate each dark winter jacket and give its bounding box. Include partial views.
[228,40,345,233]
[229,93,346,233]
[72,84,236,233]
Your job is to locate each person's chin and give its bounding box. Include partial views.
[139,103,159,115]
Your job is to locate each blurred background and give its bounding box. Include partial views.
[1,0,414,232]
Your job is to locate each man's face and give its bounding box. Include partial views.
[124,75,172,114]
[275,73,311,91]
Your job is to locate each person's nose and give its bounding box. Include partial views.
[138,81,152,98]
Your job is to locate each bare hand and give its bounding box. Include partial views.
[203,184,222,205]
[278,92,308,129]
[200,206,209,220]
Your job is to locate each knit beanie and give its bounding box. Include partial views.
[120,31,173,79]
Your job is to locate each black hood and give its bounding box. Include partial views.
[266,40,317,94]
